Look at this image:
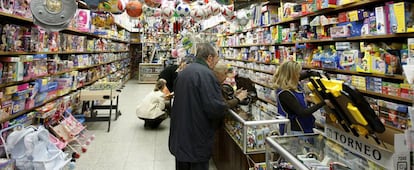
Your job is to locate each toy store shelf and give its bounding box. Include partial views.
[252,80,273,90]
[76,57,129,70]
[63,28,130,43]
[303,66,406,81]
[0,50,129,56]
[225,58,276,66]
[0,58,128,90]
[257,97,277,106]
[358,89,412,104]
[224,43,275,48]
[221,0,389,36]
[293,33,414,44]
[0,69,75,89]
[0,91,73,123]
[0,69,126,123]
[231,65,274,75]
[269,0,388,26]
[0,11,32,23]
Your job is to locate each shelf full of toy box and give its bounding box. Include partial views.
[265,133,390,170]
[223,107,290,154]
[0,56,130,90]
[0,11,131,44]
[220,0,390,38]
[231,69,412,132]
[0,56,130,123]
[0,67,125,124]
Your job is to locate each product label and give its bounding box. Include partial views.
[325,125,392,168]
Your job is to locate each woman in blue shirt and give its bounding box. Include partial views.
[273,61,326,134]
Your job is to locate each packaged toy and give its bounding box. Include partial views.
[356,48,372,73]
[1,100,12,119]
[372,53,386,74]
[393,2,410,33]
[408,38,414,59]
[369,12,377,35]
[375,6,386,35]
[1,0,14,13]
[405,2,414,32]
[75,9,91,32]
[385,50,402,75]
[13,0,30,17]
[400,49,409,65]
[338,50,358,71]
[330,25,350,38]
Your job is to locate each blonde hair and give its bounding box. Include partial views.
[155,79,167,91]
[272,61,302,90]
[213,61,227,75]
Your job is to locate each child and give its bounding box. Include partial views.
[136,79,169,129]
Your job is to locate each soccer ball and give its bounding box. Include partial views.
[207,1,221,16]
[202,5,212,19]
[221,5,235,21]
[176,3,190,17]
[117,0,128,12]
[190,5,204,21]
[142,5,155,16]
[161,5,174,18]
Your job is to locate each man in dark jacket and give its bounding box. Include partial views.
[169,43,227,170]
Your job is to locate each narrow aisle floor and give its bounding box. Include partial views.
[76,80,217,170]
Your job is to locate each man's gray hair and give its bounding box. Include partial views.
[196,43,218,60]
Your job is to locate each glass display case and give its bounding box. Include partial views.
[265,134,386,170]
[138,63,163,83]
[224,108,289,154]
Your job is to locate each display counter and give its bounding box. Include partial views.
[213,108,289,170]
[224,108,290,154]
[265,133,386,170]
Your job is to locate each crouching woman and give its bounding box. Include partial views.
[136,79,169,129]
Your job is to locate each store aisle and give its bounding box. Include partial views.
[76,80,217,170]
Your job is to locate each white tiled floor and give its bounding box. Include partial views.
[76,80,217,170]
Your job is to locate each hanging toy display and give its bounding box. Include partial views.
[105,0,125,14]
[117,0,128,12]
[206,1,220,16]
[181,36,193,49]
[161,5,174,19]
[142,5,156,17]
[189,2,205,21]
[221,5,235,21]
[175,3,190,17]
[126,1,143,17]
[30,0,77,32]
[202,3,212,20]
[144,0,161,8]
[236,9,249,27]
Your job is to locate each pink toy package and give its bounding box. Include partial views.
[76,9,91,32]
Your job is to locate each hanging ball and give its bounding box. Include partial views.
[144,0,161,8]
[175,3,190,17]
[126,1,143,17]
[161,5,174,18]
[117,0,127,11]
